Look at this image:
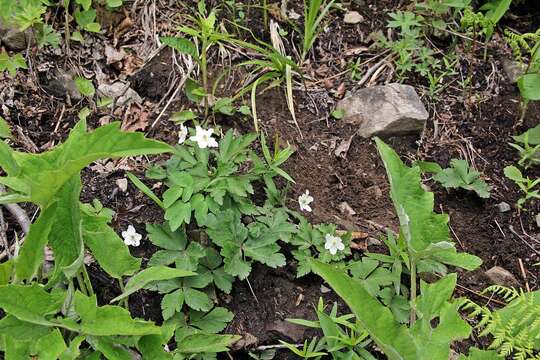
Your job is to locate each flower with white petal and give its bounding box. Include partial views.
[189,126,218,148]
[298,190,314,212]
[122,225,142,247]
[324,234,345,255]
[178,125,188,144]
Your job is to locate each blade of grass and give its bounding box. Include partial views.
[126,172,163,209]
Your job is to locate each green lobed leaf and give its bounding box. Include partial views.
[161,289,184,320]
[146,223,186,250]
[160,36,198,58]
[189,307,234,333]
[458,348,503,360]
[75,77,95,97]
[184,287,213,312]
[0,52,28,76]
[59,335,86,360]
[165,201,191,231]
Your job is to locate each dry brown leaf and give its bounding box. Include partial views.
[122,54,144,75]
[105,45,127,64]
[121,104,149,132]
[335,82,346,99]
[344,46,369,56]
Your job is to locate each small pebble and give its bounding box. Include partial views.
[496,202,511,213]
[116,178,128,192]
[536,213,540,227]
[320,285,331,293]
[343,11,364,24]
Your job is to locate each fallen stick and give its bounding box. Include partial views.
[0,185,31,233]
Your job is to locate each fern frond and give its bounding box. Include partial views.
[480,289,540,360]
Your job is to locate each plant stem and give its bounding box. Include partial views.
[81,264,94,296]
[201,42,209,119]
[76,271,88,296]
[410,258,417,324]
[263,0,269,33]
[118,279,129,309]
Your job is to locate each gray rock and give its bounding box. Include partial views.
[42,69,82,100]
[3,29,26,51]
[502,59,527,84]
[536,213,540,227]
[485,266,519,287]
[0,17,35,51]
[336,83,428,138]
[98,81,142,106]
[320,285,331,293]
[344,11,364,24]
[496,202,511,213]
[338,201,356,216]
[266,321,305,342]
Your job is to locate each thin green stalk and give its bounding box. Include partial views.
[263,0,268,32]
[118,279,129,309]
[81,264,94,296]
[76,271,88,296]
[410,259,417,324]
[201,42,209,119]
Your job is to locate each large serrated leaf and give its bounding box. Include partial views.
[62,292,161,337]
[0,284,65,326]
[47,176,84,283]
[518,73,540,101]
[81,206,141,279]
[175,333,241,354]
[5,119,172,206]
[374,138,481,270]
[375,138,449,252]
[111,266,195,302]
[14,202,58,282]
[311,260,418,360]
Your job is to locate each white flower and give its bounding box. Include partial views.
[324,234,345,255]
[122,225,142,247]
[189,126,218,148]
[298,190,314,212]
[178,125,188,144]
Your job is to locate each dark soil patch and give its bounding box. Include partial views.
[1,0,539,358]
